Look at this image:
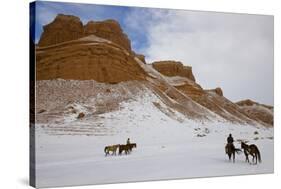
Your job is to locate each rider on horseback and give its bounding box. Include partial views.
[227,134,234,144]
[225,134,234,154]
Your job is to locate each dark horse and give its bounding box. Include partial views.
[119,144,131,155]
[241,142,261,164]
[225,143,241,163]
[119,143,137,155]
[128,143,137,152]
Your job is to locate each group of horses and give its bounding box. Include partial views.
[104,140,261,164]
[225,141,261,164]
[104,143,137,156]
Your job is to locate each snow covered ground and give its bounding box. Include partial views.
[34,92,274,188]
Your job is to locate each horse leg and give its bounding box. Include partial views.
[228,153,231,161]
[233,152,235,163]
[243,151,247,162]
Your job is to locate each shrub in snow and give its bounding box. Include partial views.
[77,112,85,119]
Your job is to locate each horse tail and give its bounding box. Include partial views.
[235,148,242,155]
[256,147,262,163]
[104,147,107,154]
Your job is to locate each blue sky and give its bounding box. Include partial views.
[30,1,273,105]
[32,1,150,52]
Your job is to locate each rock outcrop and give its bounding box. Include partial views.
[175,81,256,124]
[134,53,146,63]
[38,14,131,51]
[160,72,261,124]
[236,99,273,126]
[152,61,195,81]
[84,20,131,51]
[38,14,84,47]
[205,87,223,96]
[36,35,146,82]
[236,99,273,110]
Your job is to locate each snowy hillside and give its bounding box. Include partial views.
[34,81,273,187]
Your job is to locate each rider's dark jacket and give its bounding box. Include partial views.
[227,136,234,144]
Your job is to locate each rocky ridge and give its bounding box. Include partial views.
[236,99,273,126]
[36,14,273,127]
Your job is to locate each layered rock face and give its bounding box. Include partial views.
[38,14,131,51]
[236,99,273,110]
[205,87,223,96]
[236,99,273,126]
[174,80,256,124]
[36,14,144,82]
[38,14,84,47]
[152,61,266,125]
[36,35,146,82]
[152,61,195,81]
[84,20,131,51]
[134,53,146,63]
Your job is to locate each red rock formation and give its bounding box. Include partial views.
[38,14,84,47]
[152,61,195,81]
[84,20,131,51]
[38,14,131,51]
[36,35,146,83]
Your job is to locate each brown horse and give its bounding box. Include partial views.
[118,144,131,155]
[225,143,242,163]
[128,143,137,152]
[104,144,119,156]
[241,142,261,164]
[118,143,137,155]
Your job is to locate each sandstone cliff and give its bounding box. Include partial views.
[38,14,84,47]
[38,14,131,51]
[36,35,146,83]
[152,61,195,82]
[84,20,131,51]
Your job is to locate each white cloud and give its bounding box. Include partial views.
[126,9,274,105]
